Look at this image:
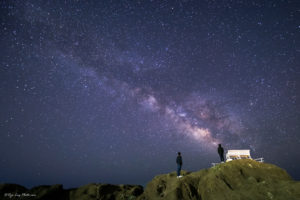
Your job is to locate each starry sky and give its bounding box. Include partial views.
[1,0,299,188]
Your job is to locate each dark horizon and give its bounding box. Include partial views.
[1,0,299,189]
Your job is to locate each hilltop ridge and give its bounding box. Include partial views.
[1,159,300,200]
[139,159,300,200]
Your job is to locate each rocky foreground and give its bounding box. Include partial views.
[1,159,300,200]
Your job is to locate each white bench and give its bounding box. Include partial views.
[226,149,251,161]
[211,149,264,167]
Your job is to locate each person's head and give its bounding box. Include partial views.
[178,152,181,156]
[218,144,222,147]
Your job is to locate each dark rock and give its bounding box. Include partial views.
[30,184,67,200]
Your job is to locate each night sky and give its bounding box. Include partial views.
[1,0,299,188]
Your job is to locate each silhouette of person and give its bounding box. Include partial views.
[176,152,183,178]
[218,144,225,162]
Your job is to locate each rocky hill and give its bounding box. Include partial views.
[139,159,300,200]
[1,159,299,200]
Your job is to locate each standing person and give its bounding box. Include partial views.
[218,144,225,162]
[176,152,183,178]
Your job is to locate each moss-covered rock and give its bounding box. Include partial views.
[138,159,300,200]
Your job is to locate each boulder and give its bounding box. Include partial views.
[138,159,300,200]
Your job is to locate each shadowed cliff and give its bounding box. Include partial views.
[1,159,300,200]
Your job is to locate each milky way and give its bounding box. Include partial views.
[1,0,299,188]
